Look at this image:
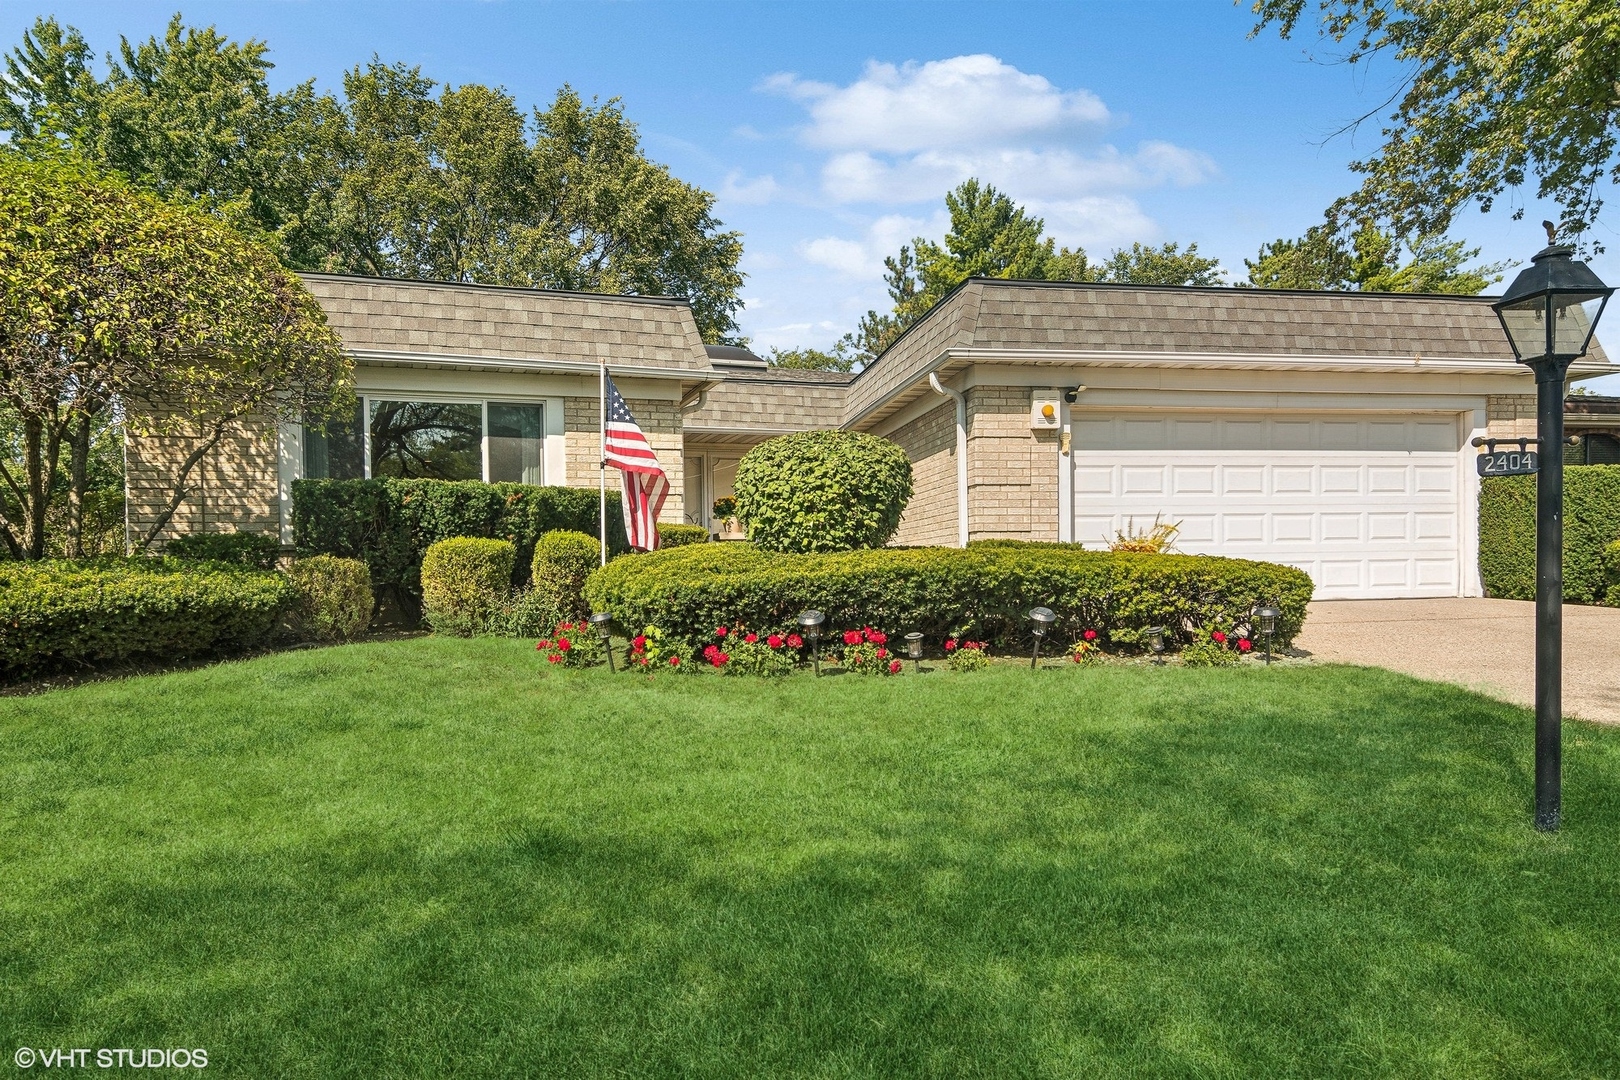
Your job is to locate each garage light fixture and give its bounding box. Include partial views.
[1027,607,1056,668]
[797,610,825,676]
[1491,224,1612,832]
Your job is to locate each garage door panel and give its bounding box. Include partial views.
[1072,411,1462,599]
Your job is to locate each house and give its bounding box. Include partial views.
[124,274,1614,601]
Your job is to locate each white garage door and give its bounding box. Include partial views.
[1072,411,1464,599]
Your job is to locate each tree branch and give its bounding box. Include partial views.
[135,414,233,552]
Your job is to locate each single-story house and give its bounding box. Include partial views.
[125,273,1614,600]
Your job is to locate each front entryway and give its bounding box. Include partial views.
[1071,411,1467,599]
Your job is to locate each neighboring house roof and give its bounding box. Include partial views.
[300,272,712,374]
[843,278,1614,428]
[1568,394,1620,428]
[684,364,854,445]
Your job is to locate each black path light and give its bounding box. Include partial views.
[904,632,924,673]
[1491,223,1612,832]
[588,611,616,673]
[1256,605,1281,666]
[1145,626,1165,665]
[797,610,825,676]
[1028,607,1056,668]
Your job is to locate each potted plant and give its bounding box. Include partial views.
[712,496,745,540]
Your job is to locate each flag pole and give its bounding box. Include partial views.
[599,359,608,567]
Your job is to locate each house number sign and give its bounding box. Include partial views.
[1471,437,1540,477]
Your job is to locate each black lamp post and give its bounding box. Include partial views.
[588,611,616,673]
[1491,225,1612,832]
[1028,607,1056,668]
[1256,605,1280,666]
[797,610,825,676]
[904,632,924,673]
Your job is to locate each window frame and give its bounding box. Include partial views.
[355,393,550,484]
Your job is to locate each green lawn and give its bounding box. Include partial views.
[4,638,1619,1078]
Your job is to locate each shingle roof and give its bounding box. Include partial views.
[685,366,852,433]
[300,273,710,370]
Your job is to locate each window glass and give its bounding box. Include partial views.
[304,404,365,479]
[368,400,483,480]
[488,403,545,485]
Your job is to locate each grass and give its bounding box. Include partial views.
[3,637,1620,1078]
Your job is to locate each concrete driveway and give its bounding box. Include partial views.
[1294,598,1620,723]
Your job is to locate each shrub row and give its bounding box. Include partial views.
[584,540,1313,655]
[166,531,281,569]
[1479,466,1620,602]
[0,558,297,679]
[1604,540,1620,606]
[291,478,628,613]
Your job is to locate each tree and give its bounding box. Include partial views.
[1245,220,1504,293]
[766,346,856,374]
[0,159,352,557]
[1253,0,1620,249]
[1093,241,1224,286]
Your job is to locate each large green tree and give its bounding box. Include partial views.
[1092,242,1224,286]
[1245,220,1504,292]
[0,159,351,557]
[1253,0,1620,249]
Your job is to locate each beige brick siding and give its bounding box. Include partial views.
[1487,394,1539,438]
[563,396,685,523]
[125,413,280,549]
[964,387,1059,541]
[890,401,958,546]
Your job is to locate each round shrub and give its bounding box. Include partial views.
[657,523,709,548]
[167,531,281,569]
[421,537,515,637]
[285,555,373,643]
[531,530,599,621]
[734,430,913,553]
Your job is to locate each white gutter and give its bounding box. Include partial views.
[928,372,969,548]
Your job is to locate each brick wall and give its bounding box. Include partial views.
[563,395,685,522]
[964,387,1059,541]
[1487,394,1538,438]
[125,413,281,549]
[890,401,958,546]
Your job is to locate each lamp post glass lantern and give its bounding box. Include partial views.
[1028,607,1056,668]
[1256,605,1280,666]
[904,632,924,673]
[588,612,615,672]
[1490,228,1612,832]
[1145,626,1165,664]
[797,610,825,676]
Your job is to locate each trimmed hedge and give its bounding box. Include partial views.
[734,430,913,553]
[285,556,373,643]
[166,531,281,569]
[421,538,515,637]
[291,478,627,613]
[531,530,599,622]
[584,540,1313,655]
[657,523,709,548]
[1479,466,1620,602]
[1603,539,1620,606]
[0,558,295,680]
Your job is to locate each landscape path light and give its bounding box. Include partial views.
[1145,626,1165,665]
[905,632,924,673]
[1491,223,1612,832]
[1256,605,1281,667]
[1028,607,1056,669]
[797,610,825,676]
[588,612,616,673]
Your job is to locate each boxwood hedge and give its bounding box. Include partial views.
[0,558,296,680]
[1479,466,1620,602]
[584,540,1313,654]
[292,478,627,614]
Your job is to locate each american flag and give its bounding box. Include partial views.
[603,372,669,551]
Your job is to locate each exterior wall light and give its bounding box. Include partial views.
[589,611,615,672]
[1256,605,1281,667]
[1491,224,1612,832]
[904,632,924,672]
[1028,607,1056,668]
[797,610,825,676]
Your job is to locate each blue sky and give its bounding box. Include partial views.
[6,0,1616,389]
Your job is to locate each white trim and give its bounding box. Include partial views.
[480,400,490,483]
[544,396,565,484]
[1057,388,1076,543]
[277,422,302,546]
[1462,408,1488,596]
[935,346,1614,377]
[349,347,710,384]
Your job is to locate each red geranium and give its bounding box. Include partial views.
[786,633,803,648]
[557,638,572,651]
[669,655,681,666]
[745,632,758,643]
[716,626,729,637]
[1083,629,1098,642]
[1237,638,1253,653]
[767,634,784,648]
[945,639,958,651]
[888,660,902,674]
[875,647,887,659]
[843,630,862,646]
[547,654,562,664]
[1212,631,1227,645]
[536,639,550,651]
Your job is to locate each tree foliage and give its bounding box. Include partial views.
[1092,242,1224,286]
[0,158,351,558]
[1245,220,1505,293]
[0,17,747,341]
[1253,0,1620,250]
[766,347,856,374]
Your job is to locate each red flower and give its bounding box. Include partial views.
[1238,638,1253,653]
[875,647,888,659]
[632,634,648,650]
[888,660,902,674]
[843,630,862,646]
[767,634,784,648]
[945,639,957,651]
[1083,629,1097,641]
[703,644,719,659]
[786,633,802,648]
[1212,631,1227,644]
[870,632,887,645]
[716,626,729,637]
[536,640,550,651]
[557,638,572,651]
[745,632,758,643]
[547,653,562,664]
[669,655,681,666]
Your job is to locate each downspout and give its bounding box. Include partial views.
[928,372,969,547]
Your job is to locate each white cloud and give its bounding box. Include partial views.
[798,213,940,279]
[764,55,1108,153]
[719,170,781,205]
